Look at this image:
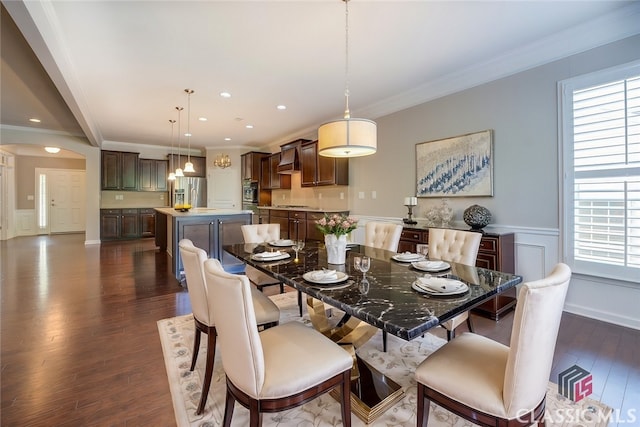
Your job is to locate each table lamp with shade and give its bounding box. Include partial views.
[403,197,418,224]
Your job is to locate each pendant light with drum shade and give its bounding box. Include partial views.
[167,119,176,181]
[175,106,184,177]
[318,0,376,158]
[183,89,195,173]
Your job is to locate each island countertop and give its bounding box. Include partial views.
[154,207,253,217]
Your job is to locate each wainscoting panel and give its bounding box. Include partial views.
[15,209,36,236]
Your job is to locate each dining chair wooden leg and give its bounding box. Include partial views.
[416,382,430,427]
[222,387,235,427]
[196,326,217,415]
[340,370,352,427]
[190,326,201,371]
[297,290,303,317]
[446,329,454,341]
[382,330,388,352]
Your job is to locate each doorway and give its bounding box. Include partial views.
[35,168,86,234]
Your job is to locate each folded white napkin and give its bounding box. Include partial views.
[310,269,338,281]
[416,277,465,293]
[414,260,448,270]
[255,251,283,258]
[396,252,421,260]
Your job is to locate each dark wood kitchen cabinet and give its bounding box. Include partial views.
[269,209,290,238]
[300,140,349,187]
[266,153,291,190]
[242,152,269,182]
[139,208,156,237]
[101,208,156,240]
[101,151,139,190]
[139,159,168,191]
[101,208,139,240]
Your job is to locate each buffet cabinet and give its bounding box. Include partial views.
[399,227,516,320]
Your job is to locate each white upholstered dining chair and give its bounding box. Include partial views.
[178,239,281,415]
[428,228,482,340]
[364,221,403,252]
[415,263,571,427]
[203,257,353,427]
[240,223,305,316]
[240,224,284,294]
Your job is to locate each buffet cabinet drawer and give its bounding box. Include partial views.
[479,238,497,252]
[400,230,424,242]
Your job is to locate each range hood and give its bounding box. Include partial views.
[277,139,310,174]
[277,146,299,174]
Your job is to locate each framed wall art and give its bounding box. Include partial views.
[416,129,493,197]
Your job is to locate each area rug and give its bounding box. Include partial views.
[158,292,612,427]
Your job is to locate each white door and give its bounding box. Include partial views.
[37,168,86,234]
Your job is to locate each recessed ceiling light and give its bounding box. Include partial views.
[220,92,231,98]
[224,137,231,141]
[198,117,207,122]
[44,146,60,154]
[29,118,41,123]
[277,105,287,110]
[245,125,254,129]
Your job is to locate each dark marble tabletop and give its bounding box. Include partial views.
[224,241,522,341]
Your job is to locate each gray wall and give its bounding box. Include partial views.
[16,156,85,209]
[347,34,640,229]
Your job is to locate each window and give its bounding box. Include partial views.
[38,173,48,229]
[560,61,640,282]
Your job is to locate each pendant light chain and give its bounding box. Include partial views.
[343,0,350,120]
[167,119,176,181]
[175,106,184,177]
[184,89,195,172]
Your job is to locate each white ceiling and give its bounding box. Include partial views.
[2,0,639,157]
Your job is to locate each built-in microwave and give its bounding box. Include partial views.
[242,181,258,203]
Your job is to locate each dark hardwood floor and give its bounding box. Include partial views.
[1,234,638,426]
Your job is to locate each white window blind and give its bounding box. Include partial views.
[562,63,640,282]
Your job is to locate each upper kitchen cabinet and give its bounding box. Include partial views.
[267,153,291,190]
[101,150,139,191]
[300,140,348,187]
[241,152,270,182]
[168,154,206,178]
[139,159,168,191]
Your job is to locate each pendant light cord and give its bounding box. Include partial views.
[343,0,350,120]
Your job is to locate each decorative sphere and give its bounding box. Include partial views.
[463,205,492,229]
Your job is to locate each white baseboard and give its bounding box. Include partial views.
[564,303,640,330]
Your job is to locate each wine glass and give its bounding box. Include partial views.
[353,256,362,273]
[292,239,305,260]
[359,256,370,278]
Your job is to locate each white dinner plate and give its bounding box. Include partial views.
[302,270,349,285]
[251,252,291,261]
[269,239,294,247]
[392,253,425,262]
[412,278,469,296]
[411,260,451,272]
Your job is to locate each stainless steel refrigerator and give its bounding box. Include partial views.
[171,177,207,208]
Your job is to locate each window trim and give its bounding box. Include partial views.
[558,59,640,283]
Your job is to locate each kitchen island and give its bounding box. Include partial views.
[155,207,252,282]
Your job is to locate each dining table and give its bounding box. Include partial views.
[224,240,523,423]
